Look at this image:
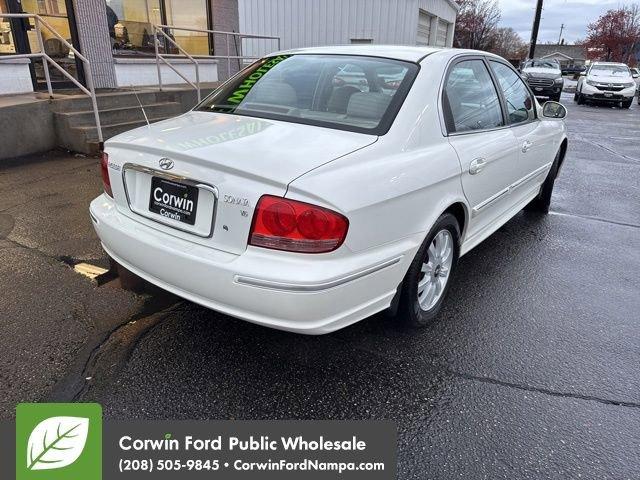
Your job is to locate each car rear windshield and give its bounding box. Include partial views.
[195,54,419,135]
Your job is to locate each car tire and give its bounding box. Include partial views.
[524,149,562,214]
[622,99,632,109]
[576,92,585,105]
[573,90,578,102]
[398,213,460,328]
[551,93,562,102]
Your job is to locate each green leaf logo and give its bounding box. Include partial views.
[26,416,89,471]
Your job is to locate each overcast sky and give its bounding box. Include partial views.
[499,0,627,44]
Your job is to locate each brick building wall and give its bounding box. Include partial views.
[72,0,117,88]
[211,0,241,79]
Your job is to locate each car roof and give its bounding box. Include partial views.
[271,45,502,63]
[591,62,628,66]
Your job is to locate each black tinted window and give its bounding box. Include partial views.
[444,60,504,133]
[490,61,535,125]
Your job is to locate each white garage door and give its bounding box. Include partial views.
[417,10,432,46]
[436,19,448,47]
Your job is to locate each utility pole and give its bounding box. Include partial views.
[528,0,544,59]
[557,23,564,44]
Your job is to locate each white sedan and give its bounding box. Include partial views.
[90,46,568,334]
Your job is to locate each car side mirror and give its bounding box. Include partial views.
[542,101,567,119]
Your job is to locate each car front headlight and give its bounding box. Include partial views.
[623,81,635,88]
[586,79,598,87]
[554,77,564,84]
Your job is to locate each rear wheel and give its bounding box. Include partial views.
[398,214,460,328]
[525,149,562,214]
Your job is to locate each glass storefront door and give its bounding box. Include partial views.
[2,0,83,89]
[107,0,210,57]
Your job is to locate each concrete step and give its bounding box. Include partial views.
[54,102,183,127]
[50,87,215,112]
[48,86,218,155]
[66,115,175,154]
[51,91,168,111]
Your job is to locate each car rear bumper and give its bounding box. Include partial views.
[90,195,416,334]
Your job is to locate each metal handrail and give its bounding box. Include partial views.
[0,13,103,144]
[152,24,281,102]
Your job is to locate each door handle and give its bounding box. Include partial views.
[469,158,487,175]
[522,140,533,153]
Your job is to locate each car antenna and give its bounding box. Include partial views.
[130,86,150,127]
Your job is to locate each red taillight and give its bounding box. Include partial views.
[100,152,113,197]
[249,195,348,253]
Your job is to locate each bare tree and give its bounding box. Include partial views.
[624,3,640,64]
[489,27,527,59]
[453,0,502,51]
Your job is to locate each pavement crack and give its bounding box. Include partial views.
[575,137,639,164]
[450,370,640,410]
[0,193,57,214]
[330,336,640,410]
[3,236,56,259]
[0,162,95,194]
[549,211,640,229]
[47,299,183,402]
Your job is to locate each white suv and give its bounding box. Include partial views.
[575,62,636,108]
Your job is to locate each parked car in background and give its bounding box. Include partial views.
[630,67,640,101]
[575,62,636,108]
[521,59,564,102]
[561,64,586,76]
[91,46,568,334]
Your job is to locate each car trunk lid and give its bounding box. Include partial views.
[105,111,377,255]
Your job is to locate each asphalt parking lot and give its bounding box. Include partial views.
[1,93,639,479]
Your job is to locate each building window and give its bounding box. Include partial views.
[163,0,209,55]
[32,0,67,17]
[107,0,209,56]
[0,0,16,54]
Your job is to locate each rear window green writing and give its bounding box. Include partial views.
[226,55,291,105]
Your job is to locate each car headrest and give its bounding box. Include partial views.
[247,81,297,106]
[346,92,391,119]
[327,86,361,113]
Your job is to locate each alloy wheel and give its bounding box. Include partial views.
[417,229,453,311]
